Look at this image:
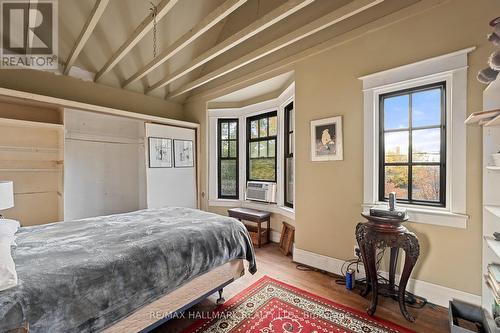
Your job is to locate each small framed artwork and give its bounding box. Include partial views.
[148,137,172,168]
[174,139,195,168]
[310,116,343,161]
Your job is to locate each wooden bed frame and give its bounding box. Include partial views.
[104,259,245,333]
[10,260,245,333]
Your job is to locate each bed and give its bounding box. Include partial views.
[0,207,256,333]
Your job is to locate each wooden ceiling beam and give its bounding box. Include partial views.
[63,0,110,75]
[123,0,248,88]
[94,0,178,81]
[168,0,384,98]
[145,0,315,94]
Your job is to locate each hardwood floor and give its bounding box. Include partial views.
[153,243,449,333]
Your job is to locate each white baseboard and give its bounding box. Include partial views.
[293,247,480,308]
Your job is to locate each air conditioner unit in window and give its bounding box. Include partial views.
[246,181,277,203]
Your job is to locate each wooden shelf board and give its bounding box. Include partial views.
[486,206,500,219]
[0,145,60,153]
[0,117,63,130]
[0,168,61,172]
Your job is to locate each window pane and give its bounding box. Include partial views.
[269,116,277,136]
[229,122,237,139]
[250,142,259,158]
[221,123,229,139]
[413,128,440,162]
[221,141,229,158]
[289,133,294,154]
[220,160,237,197]
[385,131,408,162]
[288,110,294,131]
[259,118,268,137]
[384,94,409,129]
[259,141,268,157]
[268,139,276,157]
[385,166,408,199]
[412,165,440,201]
[250,120,258,139]
[249,158,275,181]
[286,157,294,205]
[229,141,237,158]
[412,88,441,127]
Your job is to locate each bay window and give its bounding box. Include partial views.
[284,102,294,208]
[218,119,239,199]
[247,111,277,182]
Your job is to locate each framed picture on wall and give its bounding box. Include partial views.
[174,139,195,168]
[310,116,343,161]
[148,137,172,168]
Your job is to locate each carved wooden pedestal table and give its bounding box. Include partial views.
[355,213,420,322]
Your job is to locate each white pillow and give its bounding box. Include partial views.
[0,219,20,245]
[0,240,17,291]
[0,219,20,234]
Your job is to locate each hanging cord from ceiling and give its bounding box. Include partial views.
[149,2,158,59]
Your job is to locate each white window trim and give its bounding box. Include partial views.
[359,47,475,229]
[207,82,295,220]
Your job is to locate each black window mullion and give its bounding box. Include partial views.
[247,111,277,183]
[284,102,294,208]
[218,119,239,199]
[440,84,447,205]
[408,92,413,202]
[379,82,446,207]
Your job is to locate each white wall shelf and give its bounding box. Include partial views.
[486,206,500,219]
[486,237,500,259]
[477,77,500,330]
[486,113,500,127]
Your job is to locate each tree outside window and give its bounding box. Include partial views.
[379,82,446,206]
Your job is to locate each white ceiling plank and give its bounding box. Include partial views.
[94,0,179,81]
[122,0,248,88]
[145,0,315,94]
[168,0,384,98]
[63,0,110,75]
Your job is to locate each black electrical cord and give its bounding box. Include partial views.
[295,248,430,310]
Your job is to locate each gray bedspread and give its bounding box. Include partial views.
[0,207,256,333]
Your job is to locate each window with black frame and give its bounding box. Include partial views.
[218,119,239,199]
[284,102,294,208]
[247,111,277,182]
[379,82,446,207]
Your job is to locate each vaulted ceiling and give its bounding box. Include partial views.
[57,0,420,103]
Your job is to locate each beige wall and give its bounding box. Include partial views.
[186,0,500,295]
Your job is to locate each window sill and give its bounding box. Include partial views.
[209,199,295,220]
[362,203,468,229]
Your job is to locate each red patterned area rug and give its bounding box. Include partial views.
[182,276,415,333]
